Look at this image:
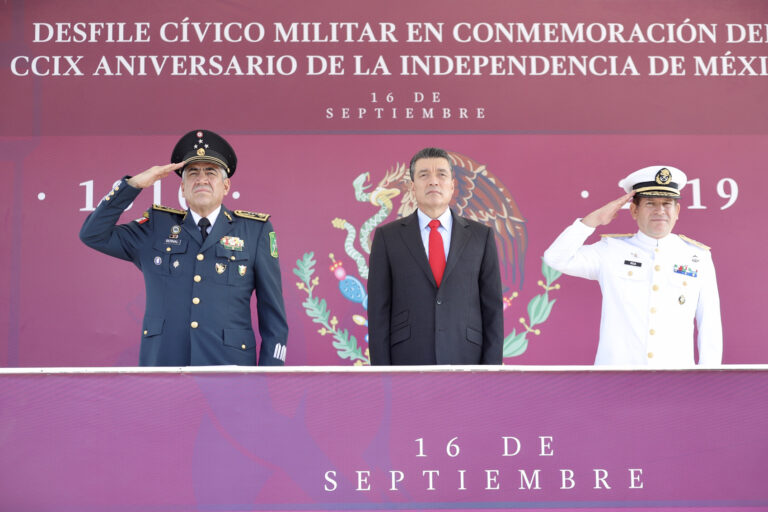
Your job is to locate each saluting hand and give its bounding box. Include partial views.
[581,191,635,228]
[126,162,185,189]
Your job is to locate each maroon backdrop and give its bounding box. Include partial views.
[2,0,767,366]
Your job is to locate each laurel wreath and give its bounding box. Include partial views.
[295,251,562,363]
[293,252,370,364]
[503,260,562,357]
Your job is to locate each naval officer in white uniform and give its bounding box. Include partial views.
[543,166,722,367]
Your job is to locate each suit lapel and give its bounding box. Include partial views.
[443,210,470,283]
[182,211,203,246]
[399,211,437,287]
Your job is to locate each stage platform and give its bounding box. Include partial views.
[1,365,766,511]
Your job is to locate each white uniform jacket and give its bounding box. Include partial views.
[543,219,722,367]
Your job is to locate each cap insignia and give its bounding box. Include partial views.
[655,168,671,185]
[197,148,206,156]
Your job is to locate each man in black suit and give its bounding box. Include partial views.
[367,147,504,365]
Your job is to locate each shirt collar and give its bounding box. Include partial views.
[417,208,453,231]
[190,205,222,228]
[635,229,675,248]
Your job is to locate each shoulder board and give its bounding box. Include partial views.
[152,204,186,216]
[679,234,710,251]
[600,233,633,239]
[234,210,270,222]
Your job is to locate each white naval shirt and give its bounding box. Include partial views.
[543,219,723,367]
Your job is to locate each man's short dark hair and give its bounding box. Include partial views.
[632,195,679,206]
[409,147,453,181]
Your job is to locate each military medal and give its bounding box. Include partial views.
[238,265,247,277]
[173,260,180,268]
[135,211,150,224]
[169,225,181,239]
[673,264,698,277]
[220,236,244,251]
[154,256,162,266]
[679,295,686,305]
[216,263,226,274]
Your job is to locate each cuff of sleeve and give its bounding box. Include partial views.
[573,218,597,235]
[122,175,145,191]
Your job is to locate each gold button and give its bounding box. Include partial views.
[231,255,236,261]
[194,275,202,282]
[192,297,200,305]
[191,321,198,328]
[648,352,654,358]
[143,330,148,335]
[241,344,247,350]
[650,329,655,335]
[627,271,633,276]
[654,265,661,271]
[650,307,656,314]
[166,247,171,252]
[105,197,110,201]
[683,281,687,286]
[652,284,659,291]
[197,254,204,261]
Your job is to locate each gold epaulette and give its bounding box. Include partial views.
[234,210,270,222]
[679,234,710,251]
[152,204,186,216]
[600,233,633,239]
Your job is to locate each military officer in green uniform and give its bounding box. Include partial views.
[80,130,288,366]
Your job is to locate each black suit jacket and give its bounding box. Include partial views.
[367,209,503,365]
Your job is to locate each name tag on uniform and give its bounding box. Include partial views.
[164,238,182,245]
[624,260,642,267]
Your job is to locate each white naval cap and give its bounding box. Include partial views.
[618,165,687,198]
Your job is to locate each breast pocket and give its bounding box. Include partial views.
[669,269,701,310]
[215,244,251,286]
[614,262,647,282]
[151,238,189,275]
[609,260,648,300]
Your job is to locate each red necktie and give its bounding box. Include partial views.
[428,219,446,287]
